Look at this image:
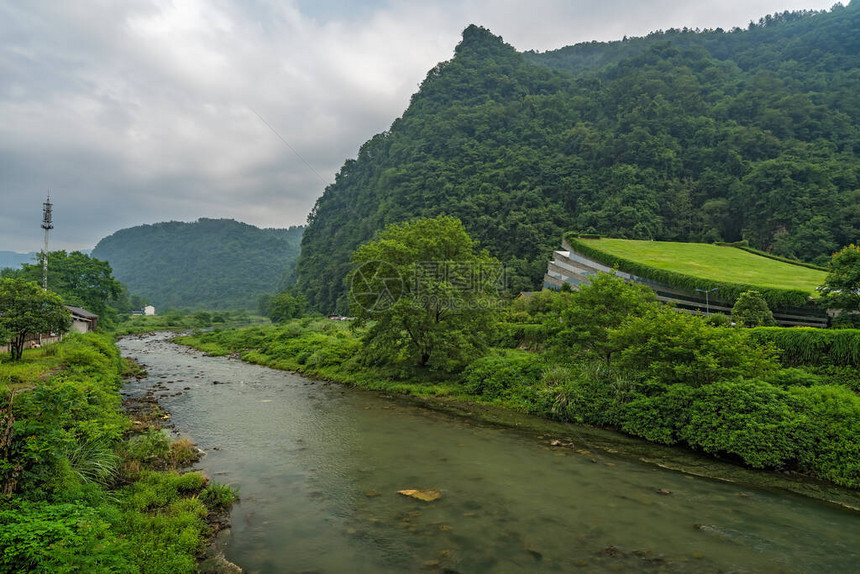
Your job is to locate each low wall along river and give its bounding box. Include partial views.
[118,332,860,573]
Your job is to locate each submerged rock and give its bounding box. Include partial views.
[398,488,442,502]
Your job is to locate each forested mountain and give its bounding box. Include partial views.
[92,219,303,310]
[296,3,860,313]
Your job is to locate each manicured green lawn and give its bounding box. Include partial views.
[582,238,827,295]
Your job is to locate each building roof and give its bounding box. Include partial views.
[66,305,99,319]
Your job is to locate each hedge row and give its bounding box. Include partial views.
[563,234,812,308]
[749,327,860,367]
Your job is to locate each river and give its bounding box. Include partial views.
[118,332,860,573]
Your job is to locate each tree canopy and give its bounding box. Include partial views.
[297,5,860,313]
[820,244,860,327]
[350,216,500,371]
[0,279,71,360]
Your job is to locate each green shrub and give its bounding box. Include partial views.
[201,482,238,509]
[680,379,802,468]
[792,385,860,488]
[620,384,695,444]
[749,327,860,367]
[732,290,777,327]
[611,307,779,386]
[764,368,824,388]
[461,351,544,401]
[0,501,134,573]
[125,429,170,462]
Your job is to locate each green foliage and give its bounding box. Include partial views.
[611,306,779,386]
[461,351,544,402]
[0,279,72,361]
[91,219,304,310]
[820,244,860,314]
[551,272,658,364]
[8,251,126,327]
[200,482,237,509]
[0,501,135,573]
[748,327,860,367]
[681,379,803,468]
[350,216,500,371]
[0,334,222,571]
[258,290,306,322]
[297,9,860,312]
[792,384,860,487]
[732,290,777,327]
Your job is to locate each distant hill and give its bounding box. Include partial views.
[296,4,860,313]
[0,251,37,270]
[92,219,303,310]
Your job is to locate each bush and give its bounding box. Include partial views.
[461,351,544,401]
[538,362,628,426]
[620,384,695,444]
[792,385,860,488]
[201,482,238,509]
[680,379,802,468]
[732,290,777,327]
[0,501,134,573]
[611,307,778,386]
[749,327,860,367]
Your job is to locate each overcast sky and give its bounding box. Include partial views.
[0,0,839,253]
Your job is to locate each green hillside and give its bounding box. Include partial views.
[571,237,826,296]
[92,219,303,310]
[296,4,860,313]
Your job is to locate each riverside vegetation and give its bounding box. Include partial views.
[0,333,236,573]
[179,216,860,491]
[178,295,860,489]
[177,299,860,490]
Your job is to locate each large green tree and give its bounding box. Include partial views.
[9,251,123,319]
[0,279,72,360]
[820,244,860,327]
[350,216,500,371]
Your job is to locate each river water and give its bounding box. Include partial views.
[118,332,860,574]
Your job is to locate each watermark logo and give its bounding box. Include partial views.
[350,260,508,313]
[350,260,405,312]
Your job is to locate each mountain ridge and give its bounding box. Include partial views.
[296,5,860,313]
[93,218,303,310]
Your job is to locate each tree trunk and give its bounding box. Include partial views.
[10,335,25,361]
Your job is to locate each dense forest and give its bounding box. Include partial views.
[296,2,860,312]
[92,218,303,310]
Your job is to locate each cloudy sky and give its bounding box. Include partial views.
[0,0,839,253]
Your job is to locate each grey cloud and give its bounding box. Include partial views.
[0,0,837,252]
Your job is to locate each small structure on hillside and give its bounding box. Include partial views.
[67,306,98,333]
[143,305,156,316]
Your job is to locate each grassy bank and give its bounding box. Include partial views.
[112,310,269,336]
[0,333,236,573]
[177,315,860,490]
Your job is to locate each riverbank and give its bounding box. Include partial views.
[0,333,238,573]
[118,331,860,573]
[175,319,860,510]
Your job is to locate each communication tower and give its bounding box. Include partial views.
[41,195,53,290]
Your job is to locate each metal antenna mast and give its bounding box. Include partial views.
[41,194,53,290]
